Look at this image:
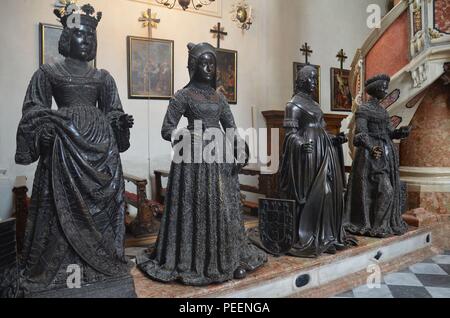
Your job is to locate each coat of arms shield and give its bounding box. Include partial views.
[259,198,296,255]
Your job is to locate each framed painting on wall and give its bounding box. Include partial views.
[330,67,352,112]
[216,48,238,104]
[293,62,321,104]
[39,23,96,67]
[127,36,174,100]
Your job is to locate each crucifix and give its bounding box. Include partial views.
[138,8,161,38]
[300,42,313,64]
[210,22,228,49]
[336,49,348,71]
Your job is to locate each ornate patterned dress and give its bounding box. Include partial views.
[344,99,408,238]
[137,85,267,286]
[279,92,348,257]
[15,59,133,296]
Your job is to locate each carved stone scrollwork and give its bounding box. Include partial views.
[410,0,425,56]
[428,28,443,39]
[354,58,364,106]
[411,62,428,88]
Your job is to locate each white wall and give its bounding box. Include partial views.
[255,0,387,166]
[0,0,386,217]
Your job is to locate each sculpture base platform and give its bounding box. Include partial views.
[132,218,450,298]
[26,275,137,298]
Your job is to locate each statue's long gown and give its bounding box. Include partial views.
[15,60,131,295]
[137,86,267,286]
[279,92,348,258]
[344,100,408,237]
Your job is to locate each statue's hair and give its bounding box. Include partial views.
[58,27,97,62]
[295,64,317,93]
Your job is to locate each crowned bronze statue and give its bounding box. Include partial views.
[14,3,135,297]
[277,65,356,258]
[137,42,267,286]
[344,74,411,238]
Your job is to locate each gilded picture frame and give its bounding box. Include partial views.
[127,36,174,100]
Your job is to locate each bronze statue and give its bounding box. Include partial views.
[344,74,411,238]
[278,65,356,258]
[137,42,267,286]
[14,4,135,297]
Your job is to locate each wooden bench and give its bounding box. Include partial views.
[124,173,161,238]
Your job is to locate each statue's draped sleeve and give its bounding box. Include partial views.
[15,68,53,165]
[353,107,374,151]
[161,90,187,142]
[219,94,237,130]
[219,93,250,166]
[283,102,304,144]
[99,70,130,153]
[388,120,408,140]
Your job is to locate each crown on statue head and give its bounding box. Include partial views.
[54,1,102,29]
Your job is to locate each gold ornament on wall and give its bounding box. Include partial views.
[230,0,253,31]
[138,8,161,38]
[156,0,215,11]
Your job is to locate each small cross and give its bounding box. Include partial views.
[300,42,313,64]
[210,22,228,49]
[336,49,348,71]
[139,8,161,38]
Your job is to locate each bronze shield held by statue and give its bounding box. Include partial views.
[259,198,296,256]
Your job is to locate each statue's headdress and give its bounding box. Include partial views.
[54,1,102,29]
[365,74,390,95]
[365,74,390,87]
[186,42,217,89]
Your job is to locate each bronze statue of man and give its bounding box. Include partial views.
[344,74,411,238]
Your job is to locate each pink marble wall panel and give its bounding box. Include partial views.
[400,82,450,167]
[365,12,410,80]
[434,0,450,34]
[408,191,450,215]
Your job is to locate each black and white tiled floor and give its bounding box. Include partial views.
[334,251,450,298]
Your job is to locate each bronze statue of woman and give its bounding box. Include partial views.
[279,65,356,258]
[137,42,267,286]
[344,74,411,238]
[14,4,135,297]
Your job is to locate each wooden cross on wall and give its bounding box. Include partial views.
[336,49,348,71]
[210,22,228,49]
[139,8,161,38]
[300,42,313,64]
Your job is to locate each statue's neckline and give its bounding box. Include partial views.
[188,84,216,95]
[64,58,93,77]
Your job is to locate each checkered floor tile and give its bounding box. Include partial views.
[333,251,450,298]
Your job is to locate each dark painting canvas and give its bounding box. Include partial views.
[127,36,174,99]
[216,48,237,104]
